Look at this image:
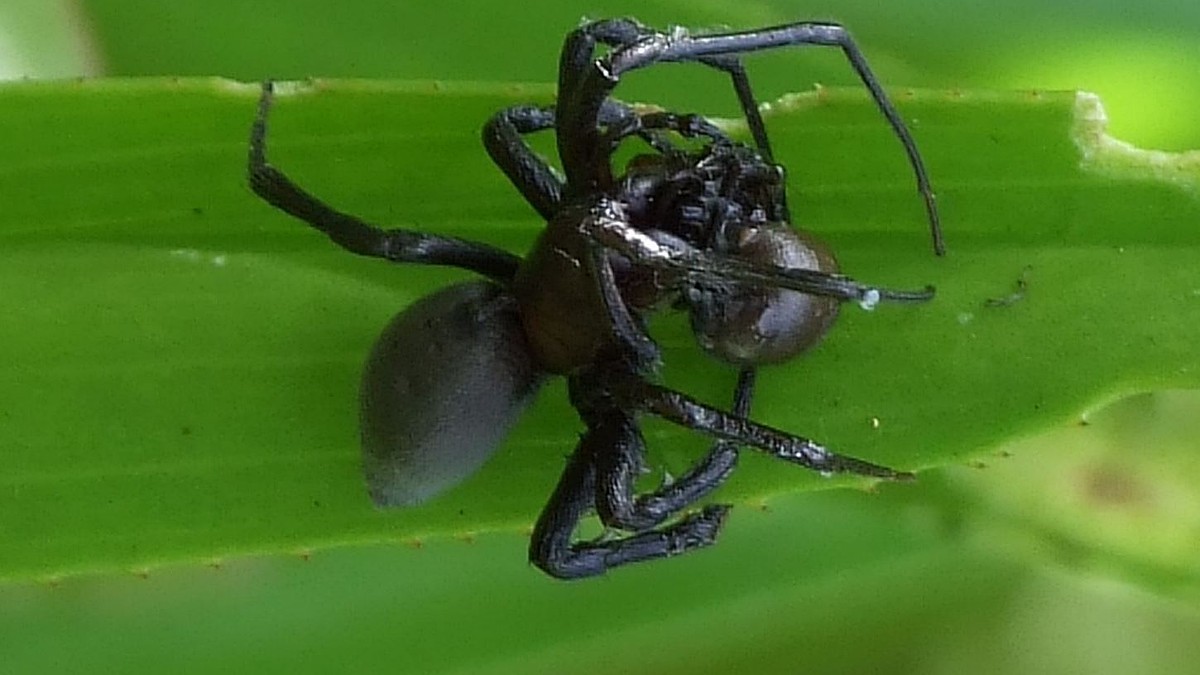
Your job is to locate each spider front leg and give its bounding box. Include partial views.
[582,202,935,306]
[592,21,943,254]
[555,19,776,194]
[248,81,520,283]
[569,297,912,479]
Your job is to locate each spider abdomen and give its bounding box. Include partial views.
[360,281,544,506]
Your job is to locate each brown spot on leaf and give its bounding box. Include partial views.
[1080,464,1151,508]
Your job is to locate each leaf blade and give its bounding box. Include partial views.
[1,78,1197,581]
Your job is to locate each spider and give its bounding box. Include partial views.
[248,18,943,579]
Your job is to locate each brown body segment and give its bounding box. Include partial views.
[512,208,612,375]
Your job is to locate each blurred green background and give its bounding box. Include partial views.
[1,1,1198,673]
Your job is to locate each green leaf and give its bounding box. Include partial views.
[939,389,1200,596]
[0,0,99,79]
[2,78,1198,582]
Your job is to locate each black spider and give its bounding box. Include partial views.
[248,18,942,579]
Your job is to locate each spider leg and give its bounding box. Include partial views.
[708,57,775,162]
[592,367,753,532]
[557,18,650,123]
[606,370,911,479]
[248,81,521,283]
[592,21,942,254]
[586,240,662,371]
[580,244,758,532]
[483,100,697,218]
[599,110,732,154]
[556,19,776,195]
[582,202,935,305]
[482,105,563,221]
[704,57,791,222]
[529,374,731,580]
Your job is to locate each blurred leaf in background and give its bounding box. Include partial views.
[0,0,98,78]
[77,0,1200,149]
